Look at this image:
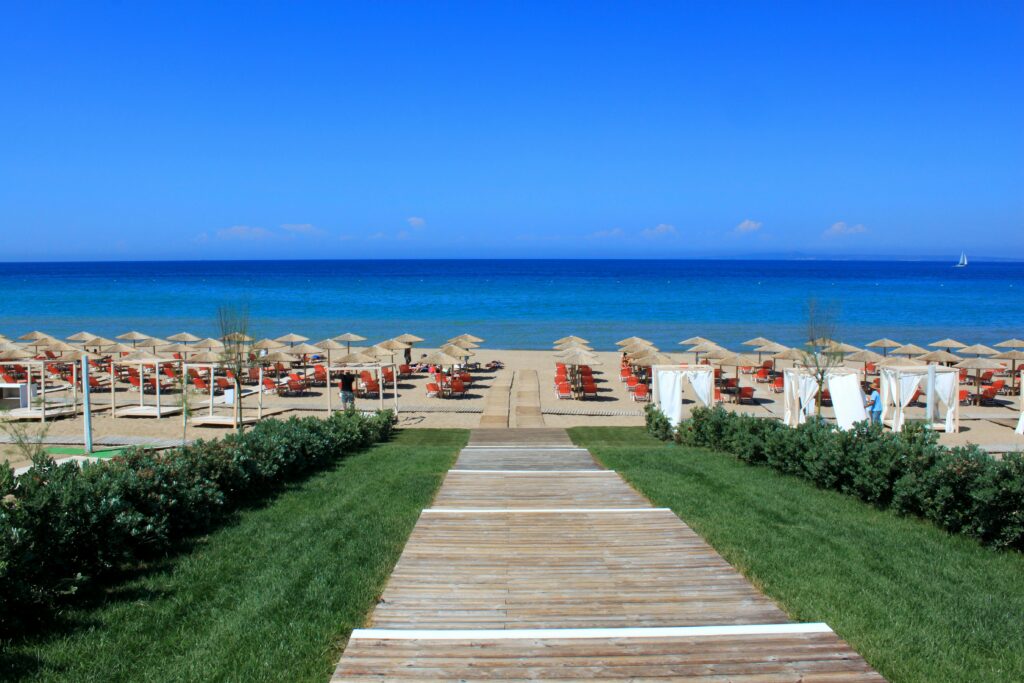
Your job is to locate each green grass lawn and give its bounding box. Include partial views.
[4,428,467,683]
[569,426,1024,683]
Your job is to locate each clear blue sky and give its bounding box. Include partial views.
[2,2,1022,261]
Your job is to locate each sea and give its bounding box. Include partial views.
[1,260,1021,351]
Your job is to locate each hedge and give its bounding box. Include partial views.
[0,410,394,633]
[645,405,1024,552]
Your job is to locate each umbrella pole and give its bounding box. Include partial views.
[111,361,116,417]
[156,363,162,419]
[327,351,332,413]
[258,365,264,419]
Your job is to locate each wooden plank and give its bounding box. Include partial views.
[467,427,575,447]
[333,632,885,681]
[454,448,600,471]
[433,471,649,509]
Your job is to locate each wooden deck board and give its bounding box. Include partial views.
[433,472,644,509]
[334,632,884,681]
[467,428,575,447]
[454,448,600,471]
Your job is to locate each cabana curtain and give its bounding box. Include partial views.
[826,372,868,430]
[656,370,684,426]
[653,366,715,427]
[783,369,820,427]
[1017,371,1023,435]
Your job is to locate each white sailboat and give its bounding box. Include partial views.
[954,251,968,268]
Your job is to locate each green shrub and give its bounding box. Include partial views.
[0,410,393,633]
[649,406,1024,552]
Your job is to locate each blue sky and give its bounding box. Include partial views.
[1,2,1022,261]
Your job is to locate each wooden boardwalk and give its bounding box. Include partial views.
[333,429,883,681]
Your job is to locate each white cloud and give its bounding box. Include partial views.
[193,232,210,244]
[396,230,411,240]
[589,228,624,239]
[367,231,387,240]
[641,223,677,238]
[281,223,324,236]
[735,219,763,234]
[824,221,867,237]
[407,216,426,228]
[217,225,272,240]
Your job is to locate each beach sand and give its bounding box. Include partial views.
[3,348,1022,469]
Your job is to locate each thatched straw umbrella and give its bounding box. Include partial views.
[929,338,966,353]
[450,334,484,345]
[554,335,589,346]
[847,349,884,381]
[66,331,99,342]
[679,336,712,346]
[742,337,775,347]
[958,343,998,358]
[994,338,1024,350]
[891,343,929,358]
[334,332,367,354]
[167,332,202,344]
[194,338,225,351]
[866,338,902,356]
[917,350,962,365]
[687,341,725,364]
[275,332,309,347]
[117,330,151,347]
[616,336,652,347]
[395,333,425,344]
[252,338,285,351]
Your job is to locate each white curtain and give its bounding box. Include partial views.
[1018,372,1024,435]
[783,370,796,426]
[684,370,713,408]
[797,374,819,424]
[656,370,684,427]
[891,373,924,432]
[827,372,867,430]
[932,371,958,433]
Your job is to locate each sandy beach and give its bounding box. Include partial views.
[3,346,1022,471]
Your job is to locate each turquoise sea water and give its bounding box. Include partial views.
[0,260,1021,350]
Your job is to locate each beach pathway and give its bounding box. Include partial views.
[478,369,546,428]
[331,428,882,681]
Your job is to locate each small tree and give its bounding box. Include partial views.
[217,303,253,433]
[0,409,52,465]
[799,298,845,416]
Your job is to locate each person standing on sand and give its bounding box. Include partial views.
[865,386,882,425]
[339,372,356,410]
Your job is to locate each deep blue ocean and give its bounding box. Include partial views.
[0,260,1021,350]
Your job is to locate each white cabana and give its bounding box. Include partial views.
[880,365,960,433]
[111,356,183,418]
[783,367,866,430]
[0,359,79,422]
[651,365,715,427]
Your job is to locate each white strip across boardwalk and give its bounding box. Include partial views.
[332,429,883,681]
